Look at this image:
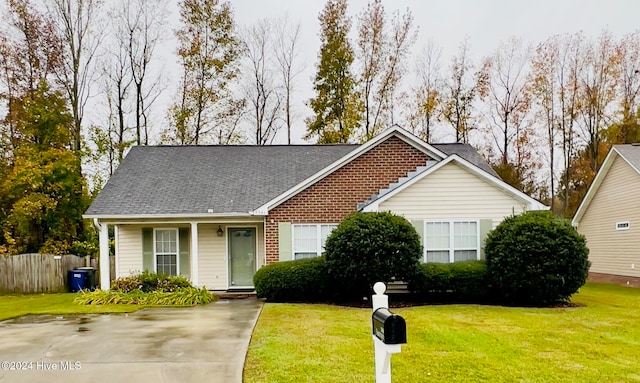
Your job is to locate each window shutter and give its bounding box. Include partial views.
[179,228,190,278]
[278,222,292,261]
[142,228,154,271]
[479,219,494,260]
[411,220,424,261]
[411,220,424,246]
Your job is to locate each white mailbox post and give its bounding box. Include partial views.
[372,282,406,383]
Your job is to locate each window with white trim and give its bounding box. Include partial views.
[424,221,479,263]
[292,224,337,260]
[154,229,178,275]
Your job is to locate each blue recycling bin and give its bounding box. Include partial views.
[68,268,96,292]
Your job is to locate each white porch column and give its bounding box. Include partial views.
[98,221,110,290]
[190,222,199,286]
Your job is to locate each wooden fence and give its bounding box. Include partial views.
[0,254,115,293]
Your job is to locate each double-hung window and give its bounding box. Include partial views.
[424,221,479,263]
[154,229,178,275]
[292,224,337,260]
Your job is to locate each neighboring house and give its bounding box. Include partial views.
[572,144,640,287]
[85,127,546,290]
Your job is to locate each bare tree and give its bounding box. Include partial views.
[119,0,167,145]
[442,39,486,143]
[481,37,531,166]
[356,0,384,139]
[50,0,104,152]
[481,37,539,194]
[241,19,282,145]
[274,16,303,145]
[556,33,584,215]
[102,17,134,166]
[405,40,442,142]
[167,0,243,145]
[529,36,560,210]
[619,32,640,125]
[356,0,416,140]
[578,30,619,172]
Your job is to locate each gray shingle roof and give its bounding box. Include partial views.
[85,145,357,216]
[432,143,499,177]
[615,144,640,172]
[85,141,498,217]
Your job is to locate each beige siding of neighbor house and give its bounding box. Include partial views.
[379,162,528,225]
[578,156,640,279]
[116,225,143,278]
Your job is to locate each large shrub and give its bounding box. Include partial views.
[324,211,422,300]
[409,261,489,302]
[485,211,590,306]
[253,257,328,302]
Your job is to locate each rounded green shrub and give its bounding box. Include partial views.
[324,211,422,300]
[485,211,590,306]
[253,257,328,302]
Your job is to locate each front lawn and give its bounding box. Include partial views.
[0,293,142,321]
[244,283,640,382]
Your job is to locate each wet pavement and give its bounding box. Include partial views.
[0,298,263,383]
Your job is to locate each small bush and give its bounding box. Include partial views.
[324,211,422,300]
[110,275,141,292]
[485,211,590,306]
[409,261,489,302]
[111,271,192,293]
[253,257,328,302]
[74,287,216,306]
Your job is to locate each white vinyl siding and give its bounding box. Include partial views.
[198,224,229,290]
[292,224,337,259]
[114,221,265,291]
[379,162,528,220]
[115,225,143,278]
[579,156,640,278]
[424,221,479,263]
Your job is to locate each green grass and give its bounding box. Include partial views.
[0,293,142,321]
[244,283,640,383]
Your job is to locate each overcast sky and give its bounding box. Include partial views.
[148,1,640,143]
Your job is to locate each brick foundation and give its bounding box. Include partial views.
[588,272,640,288]
[265,136,430,264]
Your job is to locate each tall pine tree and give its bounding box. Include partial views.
[305,0,361,143]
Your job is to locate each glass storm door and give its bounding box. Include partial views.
[228,228,256,287]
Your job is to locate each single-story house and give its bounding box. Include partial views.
[85,126,547,290]
[572,144,640,287]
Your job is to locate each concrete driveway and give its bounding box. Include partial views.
[0,298,263,383]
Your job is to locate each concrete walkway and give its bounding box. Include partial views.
[0,298,263,383]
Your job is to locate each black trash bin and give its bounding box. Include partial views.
[68,267,97,292]
[77,267,97,290]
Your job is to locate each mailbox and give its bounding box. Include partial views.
[372,308,406,345]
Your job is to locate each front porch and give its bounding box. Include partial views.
[95,217,266,290]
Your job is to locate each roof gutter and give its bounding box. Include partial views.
[83,212,256,220]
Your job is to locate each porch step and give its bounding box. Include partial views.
[385,281,409,294]
[214,290,257,299]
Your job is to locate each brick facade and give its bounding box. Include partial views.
[264,136,430,264]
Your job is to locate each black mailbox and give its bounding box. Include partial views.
[372,308,406,345]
